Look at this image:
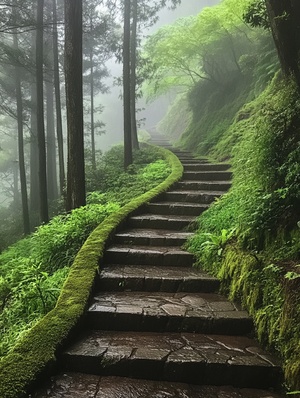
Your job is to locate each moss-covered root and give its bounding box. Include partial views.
[0,146,183,398]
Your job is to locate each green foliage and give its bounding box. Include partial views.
[0,145,172,360]
[0,146,183,398]
[243,0,269,30]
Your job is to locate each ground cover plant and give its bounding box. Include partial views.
[0,145,171,359]
[186,74,300,391]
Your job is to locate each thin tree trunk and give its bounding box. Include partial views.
[130,0,139,150]
[30,30,39,212]
[123,0,133,169]
[36,0,49,223]
[90,49,96,170]
[65,0,86,211]
[53,0,65,195]
[46,77,58,201]
[13,12,30,234]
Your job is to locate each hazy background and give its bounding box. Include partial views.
[96,0,220,151]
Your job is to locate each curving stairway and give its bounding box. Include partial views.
[33,135,284,398]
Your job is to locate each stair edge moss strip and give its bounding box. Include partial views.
[0,145,183,398]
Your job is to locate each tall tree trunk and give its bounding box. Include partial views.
[13,31,30,235]
[265,0,300,87]
[130,0,139,150]
[30,30,40,213]
[65,0,86,211]
[36,0,49,223]
[46,77,58,202]
[123,0,133,169]
[53,0,65,195]
[90,48,96,170]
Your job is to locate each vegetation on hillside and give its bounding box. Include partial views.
[0,145,171,359]
[142,0,300,391]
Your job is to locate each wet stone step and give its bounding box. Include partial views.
[104,245,194,267]
[33,374,284,398]
[128,214,196,230]
[183,163,231,171]
[160,190,223,204]
[62,331,282,389]
[97,265,220,293]
[183,171,232,181]
[175,180,231,191]
[114,229,193,246]
[87,291,253,334]
[146,202,209,216]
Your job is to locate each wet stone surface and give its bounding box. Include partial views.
[98,264,220,293]
[146,202,209,216]
[89,291,245,318]
[33,374,284,398]
[104,245,194,267]
[128,214,196,230]
[87,291,252,334]
[62,331,282,388]
[114,229,193,246]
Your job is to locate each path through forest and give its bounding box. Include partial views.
[33,135,284,398]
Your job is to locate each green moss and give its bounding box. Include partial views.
[0,146,183,398]
[209,244,300,391]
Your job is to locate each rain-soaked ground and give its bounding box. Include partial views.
[33,374,283,398]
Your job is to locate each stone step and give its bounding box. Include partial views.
[160,190,223,204]
[104,245,194,267]
[174,180,231,191]
[97,265,220,293]
[128,214,196,230]
[87,291,253,334]
[183,163,231,171]
[180,159,210,164]
[146,202,209,216]
[183,171,232,181]
[62,331,282,389]
[33,374,284,398]
[114,229,193,246]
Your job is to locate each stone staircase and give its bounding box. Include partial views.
[33,135,284,398]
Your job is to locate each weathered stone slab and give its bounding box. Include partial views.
[61,331,282,389]
[114,228,193,246]
[104,245,194,267]
[161,190,224,204]
[175,181,231,191]
[146,202,209,216]
[34,373,282,398]
[98,264,220,293]
[128,214,196,230]
[183,163,231,171]
[183,171,232,181]
[87,291,252,334]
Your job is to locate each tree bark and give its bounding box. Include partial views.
[13,30,30,235]
[53,0,65,195]
[46,77,58,202]
[36,0,49,223]
[90,48,96,170]
[65,0,86,211]
[130,0,139,150]
[265,0,300,87]
[123,0,133,169]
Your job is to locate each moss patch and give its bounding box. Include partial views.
[0,146,183,398]
[214,244,300,391]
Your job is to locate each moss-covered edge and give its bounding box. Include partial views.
[0,146,183,398]
[218,245,300,391]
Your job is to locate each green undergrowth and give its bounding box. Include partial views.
[187,75,300,390]
[0,145,183,398]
